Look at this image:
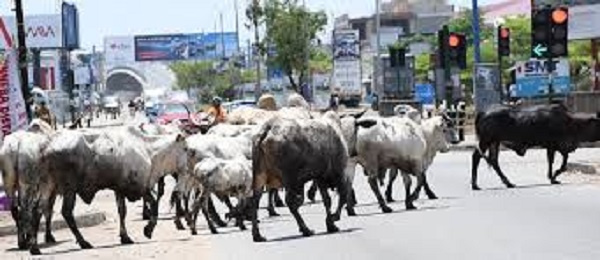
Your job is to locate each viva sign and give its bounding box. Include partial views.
[0,15,63,49]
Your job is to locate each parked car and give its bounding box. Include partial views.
[223,99,256,112]
[155,102,192,125]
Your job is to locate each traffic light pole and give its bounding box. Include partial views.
[547,56,554,104]
[498,55,504,102]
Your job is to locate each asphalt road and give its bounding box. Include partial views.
[3,149,600,259]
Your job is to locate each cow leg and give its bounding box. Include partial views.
[307,182,318,203]
[385,168,399,203]
[471,148,485,191]
[44,191,57,244]
[115,193,134,245]
[422,173,438,200]
[207,196,227,227]
[402,173,416,210]
[201,195,219,234]
[62,192,93,249]
[11,196,26,250]
[188,196,201,235]
[551,152,569,184]
[251,189,266,242]
[316,182,339,233]
[489,143,516,188]
[368,173,392,213]
[267,189,280,217]
[27,200,43,255]
[171,190,186,230]
[407,172,426,209]
[234,197,247,231]
[346,187,357,217]
[546,149,556,184]
[286,187,314,237]
[142,193,158,240]
[272,189,285,207]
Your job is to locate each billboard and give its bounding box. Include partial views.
[134,33,238,62]
[533,0,600,6]
[332,29,361,97]
[473,63,501,112]
[105,36,136,64]
[62,2,80,50]
[533,0,600,39]
[0,15,63,49]
[513,58,570,97]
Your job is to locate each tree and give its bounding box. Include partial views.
[263,0,327,92]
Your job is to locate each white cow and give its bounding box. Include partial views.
[355,115,452,213]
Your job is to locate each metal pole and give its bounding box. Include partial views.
[593,39,599,91]
[14,0,32,121]
[252,0,262,102]
[234,0,240,54]
[303,0,311,101]
[375,0,381,98]
[220,12,226,59]
[472,0,481,63]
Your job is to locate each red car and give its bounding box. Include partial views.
[155,102,193,125]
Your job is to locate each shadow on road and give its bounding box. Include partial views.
[266,227,362,243]
[43,237,192,256]
[481,182,579,191]
[354,205,451,218]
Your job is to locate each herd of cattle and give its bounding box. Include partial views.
[1,94,600,255]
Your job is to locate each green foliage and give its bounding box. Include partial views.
[169,61,239,101]
[310,48,333,74]
[261,0,328,91]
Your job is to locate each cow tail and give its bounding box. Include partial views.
[252,123,272,191]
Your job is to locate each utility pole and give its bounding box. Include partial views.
[375,0,381,99]
[472,0,481,63]
[252,0,262,102]
[302,0,311,100]
[220,12,226,59]
[14,0,32,121]
[234,0,241,54]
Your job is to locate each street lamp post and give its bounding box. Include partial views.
[14,0,32,121]
[375,0,381,99]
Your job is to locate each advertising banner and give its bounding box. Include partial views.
[473,63,501,112]
[104,36,136,65]
[0,15,63,49]
[514,58,570,97]
[62,2,80,50]
[134,33,238,62]
[0,49,29,137]
[333,29,361,96]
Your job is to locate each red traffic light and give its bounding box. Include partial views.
[500,28,510,38]
[449,34,460,47]
[552,8,568,24]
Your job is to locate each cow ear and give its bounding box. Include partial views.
[356,119,377,129]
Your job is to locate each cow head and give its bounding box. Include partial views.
[440,113,460,145]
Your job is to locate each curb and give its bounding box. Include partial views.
[0,211,106,237]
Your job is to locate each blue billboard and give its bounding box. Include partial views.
[134,32,238,62]
[414,83,435,105]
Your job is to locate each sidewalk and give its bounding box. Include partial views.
[0,194,107,237]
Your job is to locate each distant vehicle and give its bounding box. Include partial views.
[223,99,256,112]
[155,102,192,125]
[102,96,121,115]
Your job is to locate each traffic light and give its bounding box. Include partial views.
[498,26,510,57]
[448,32,467,69]
[550,6,568,57]
[531,6,552,58]
[437,26,449,68]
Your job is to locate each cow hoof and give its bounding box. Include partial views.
[174,220,186,231]
[381,205,393,213]
[406,204,417,211]
[346,208,357,217]
[121,235,134,245]
[551,180,561,185]
[253,235,267,242]
[30,247,41,255]
[45,233,57,244]
[239,225,247,231]
[78,240,93,249]
[506,183,516,189]
[143,225,154,239]
[327,224,340,233]
[427,195,439,200]
[330,213,341,222]
[301,228,315,237]
[268,211,280,217]
[18,242,27,250]
[386,198,395,203]
[471,185,481,191]
[191,230,198,236]
[210,229,219,235]
[215,221,228,228]
[274,200,285,208]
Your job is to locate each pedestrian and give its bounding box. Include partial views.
[34,101,53,126]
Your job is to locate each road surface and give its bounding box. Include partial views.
[2,149,600,259]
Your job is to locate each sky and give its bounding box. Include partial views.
[0,0,501,51]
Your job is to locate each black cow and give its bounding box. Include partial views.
[472,103,600,190]
[250,113,351,242]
